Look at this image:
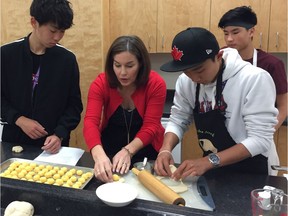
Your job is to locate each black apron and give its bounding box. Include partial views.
[193,62,268,174]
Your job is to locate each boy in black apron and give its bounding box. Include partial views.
[154,27,279,179]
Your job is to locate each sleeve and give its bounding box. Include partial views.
[83,74,106,150]
[267,59,287,94]
[54,58,83,140]
[1,45,23,125]
[165,74,195,140]
[135,73,167,146]
[241,70,278,157]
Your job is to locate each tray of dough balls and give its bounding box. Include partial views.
[0,158,94,189]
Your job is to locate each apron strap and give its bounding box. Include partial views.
[195,84,200,113]
[194,59,226,112]
[215,59,225,107]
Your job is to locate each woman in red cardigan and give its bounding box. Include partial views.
[83,35,166,182]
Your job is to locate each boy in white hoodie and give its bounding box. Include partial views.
[154,27,279,178]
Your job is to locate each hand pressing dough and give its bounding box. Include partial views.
[12,146,23,153]
[156,164,188,193]
[4,201,34,216]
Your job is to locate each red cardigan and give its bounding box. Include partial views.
[83,71,166,152]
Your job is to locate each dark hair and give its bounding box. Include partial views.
[218,6,257,29]
[105,35,151,88]
[30,0,73,29]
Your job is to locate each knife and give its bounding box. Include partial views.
[196,176,216,210]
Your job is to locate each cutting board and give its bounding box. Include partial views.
[122,171,215,211]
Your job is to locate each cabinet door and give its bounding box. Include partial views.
[210,0,271,51]
[274,125,288,176]
[157,0,210,53]
[268,0,287,52]
[109,0,157,52]
[182,123,203,161]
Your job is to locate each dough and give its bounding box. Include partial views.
[156,165,188,193]
[12,146,23,153]
[112,174,125,182]
[169,164,177,173]
[4,201,34,216]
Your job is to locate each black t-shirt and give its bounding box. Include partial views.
[101,105,158,165]
[31,51,42,103]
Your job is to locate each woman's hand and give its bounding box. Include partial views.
[112,148,131,174]
[93,156,113,182]
[91,146,113,182]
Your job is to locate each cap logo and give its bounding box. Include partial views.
[206,49,212,55]
[171,45,184,61]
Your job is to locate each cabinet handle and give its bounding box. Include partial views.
[162,35,165,49]
[259,32,262,48]
[148,35,151,50]
[276,32,279,48]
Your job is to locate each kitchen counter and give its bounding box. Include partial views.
[1,142,287,216]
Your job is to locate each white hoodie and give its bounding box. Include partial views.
[166,48,279,175]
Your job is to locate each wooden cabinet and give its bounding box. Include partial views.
[156,0,210,52]
[274,125,288,176]
[210,0,271,51]
[108,0,210,53]
[109,0,286,53]
[268,0,287,52]
[109,0,157,52]
[181,123,203,161]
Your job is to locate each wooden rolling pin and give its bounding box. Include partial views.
[131,168,185,206]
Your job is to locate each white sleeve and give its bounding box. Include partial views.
[241,69,278,157]
[165,74,195,140]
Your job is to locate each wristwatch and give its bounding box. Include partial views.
[208,153,220,167]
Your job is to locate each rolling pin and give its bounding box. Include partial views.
[131,168,185,206]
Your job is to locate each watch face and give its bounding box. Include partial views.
[210,154,218,162]
[209,154,220,166]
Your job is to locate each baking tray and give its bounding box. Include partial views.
[0,158,94,189]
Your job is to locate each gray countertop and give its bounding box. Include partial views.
[1,142,287,216]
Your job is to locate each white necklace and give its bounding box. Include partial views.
[122,107,134,144]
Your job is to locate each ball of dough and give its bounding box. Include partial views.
[4,201,34,216]
[112,174,120,181]
[76,169,83,176]
[12,146,23,153]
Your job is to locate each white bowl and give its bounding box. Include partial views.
[96,182,138,207]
